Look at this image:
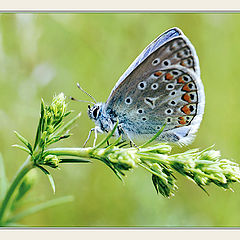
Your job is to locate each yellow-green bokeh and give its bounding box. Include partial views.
[0,13,240,227]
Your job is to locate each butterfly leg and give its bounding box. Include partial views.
[83,128,95,147]
[93,127,99,147]
[129,138,139,149]
[118,124,139,149]
[84,127,102,147]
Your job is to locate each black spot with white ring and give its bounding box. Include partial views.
[151,83,159,90]
[125,97,132,105]
[152,58,160,66]
[172,70,181,76]
[184,49,189,56]
[188,83,194,89]
[169,91,176,96]
[169,100,177,106]
[166,117,172,123]
[165,108,173,115]
[187,58,192,65]
[183,75,191,82]
[163,59,170,66]
[166,84,174,90]
[189,105,194,112]
[137,108,144,114]
[177,39,184,46]
[138,81,147,90]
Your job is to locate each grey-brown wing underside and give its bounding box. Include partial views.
[106,29,205,145]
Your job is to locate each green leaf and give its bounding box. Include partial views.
[104,136,122,150]
[37,165,56,194]
[0,153,8,201]
[152,174,171,197]
[99,157,124,181]
[138,162,163,179]
[140,123,166,148]
[94,120,119,149]
[152,174,159,194]
[6,196,74,224]
[14,131,33,154]
[46,134,71,146]
[51,112,81,139]
[115,140,128,147]
[60,158,91,163]
[12,145,32,155]
[63,110,73,118]
[34,99,45,150]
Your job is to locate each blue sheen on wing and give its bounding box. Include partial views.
[108,28,182,98]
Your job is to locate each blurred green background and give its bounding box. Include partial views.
[0,13,240,227]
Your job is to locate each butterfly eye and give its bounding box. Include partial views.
[92,107,99,119]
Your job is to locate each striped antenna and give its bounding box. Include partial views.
[77,83,97,104]
[69,96,95,105]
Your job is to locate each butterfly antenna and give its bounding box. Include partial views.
[69,96,95,105]
[77,82,97,104]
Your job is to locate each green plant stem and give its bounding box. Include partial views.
[0,156,34,224]
[46,147,92,159]
[6,195,74,224]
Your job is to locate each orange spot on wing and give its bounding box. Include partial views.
[182,83,191,92]
[178,117,186,125]
[180,61,186,66]
[165,73,173,80]
[181,105,191,115]
[183,93,191,103]
[177,76,185,84]
[154,71,162,77]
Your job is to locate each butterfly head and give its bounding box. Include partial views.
[88,103,102,121]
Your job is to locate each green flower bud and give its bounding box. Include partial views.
[43,155,61,168]
[141,143,172,154]
[107,149,138,170]
[151,163,177,198]
[199,150,221,161]
[39,131,47,148]
[51,93,66,120]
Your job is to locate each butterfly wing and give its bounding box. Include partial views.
[105,27,205,145]
[107,27,183,99]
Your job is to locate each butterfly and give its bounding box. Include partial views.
[79,27,205,146]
